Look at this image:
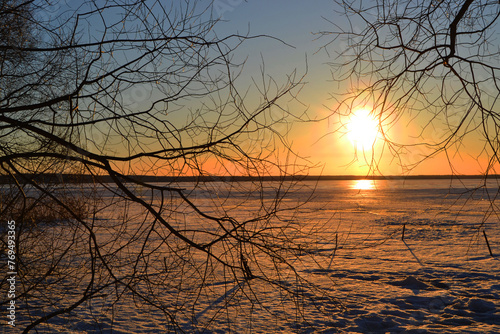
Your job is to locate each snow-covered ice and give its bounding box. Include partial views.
[2,178,499,333]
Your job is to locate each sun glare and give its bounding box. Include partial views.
[352,179,375,190]
[347,109,379,150]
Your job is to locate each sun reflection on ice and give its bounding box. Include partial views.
[352,179,375,190]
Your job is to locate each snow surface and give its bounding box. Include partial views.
[3,179,499,333]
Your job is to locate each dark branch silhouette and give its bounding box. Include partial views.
[325,0,500,177]
[0,0,340,332]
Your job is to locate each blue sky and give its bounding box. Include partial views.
[213,0,334,77]
[210,1,346,164]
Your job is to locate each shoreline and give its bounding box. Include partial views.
[0,173,499,184]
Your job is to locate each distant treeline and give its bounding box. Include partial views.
[0,173,498,185]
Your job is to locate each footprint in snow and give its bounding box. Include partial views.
[390,276,430,290]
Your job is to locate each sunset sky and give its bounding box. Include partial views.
[209,0,497,177]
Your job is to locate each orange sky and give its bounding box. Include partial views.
[292,101,497,177]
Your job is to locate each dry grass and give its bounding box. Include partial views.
[1,190,92,226]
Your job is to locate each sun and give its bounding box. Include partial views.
[347,109,379,150]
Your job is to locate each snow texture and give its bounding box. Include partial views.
[2,179,499,333]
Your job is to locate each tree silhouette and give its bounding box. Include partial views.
[326,0,500,175]
[0,0,339,332]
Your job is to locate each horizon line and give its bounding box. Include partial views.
[1,173,498,184]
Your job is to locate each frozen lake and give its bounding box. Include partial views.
[2,178,499,333]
